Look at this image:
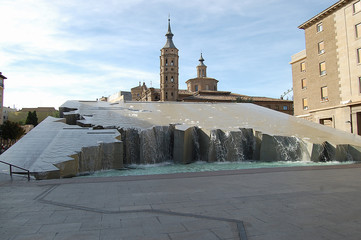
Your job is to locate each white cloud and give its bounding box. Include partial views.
[0,0,338,109]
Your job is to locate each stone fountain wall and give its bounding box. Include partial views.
[119,124,361,165]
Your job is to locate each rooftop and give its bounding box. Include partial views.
[298,0,352,29]
[0,72,7,80]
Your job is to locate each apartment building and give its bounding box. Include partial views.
[291,0,361,134]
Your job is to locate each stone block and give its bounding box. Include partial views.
[76,142,123,175]
[54,157,79,178]
[260,134,308,162]
[335,144,361,162]
[99,142,123,169]
[310,141,336,162]
[173,125,200,164]
[63,113,79,125]
[198,128,211,162]
[33,170,60,180]
[253,130,263,161]
[208,129,256,162]
[208,129,226,162]
[120,128,140,165]
[139,126,174,164]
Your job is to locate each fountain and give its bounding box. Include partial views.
[1,100,361,179]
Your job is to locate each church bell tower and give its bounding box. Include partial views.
[160,18,179,101]
[197,53,207,78]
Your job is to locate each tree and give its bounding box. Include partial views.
[0,121,25,141]
[25,111,38,126]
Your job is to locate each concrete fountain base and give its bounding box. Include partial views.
[1,100,361,179]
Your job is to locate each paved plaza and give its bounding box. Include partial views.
[1,164,361,240]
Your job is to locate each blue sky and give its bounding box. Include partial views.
[0,0,337,109]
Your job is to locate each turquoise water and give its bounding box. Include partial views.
[82,161,355,178]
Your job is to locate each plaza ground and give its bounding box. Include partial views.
[1,164,361,240]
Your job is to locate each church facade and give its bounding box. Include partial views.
[130,19,293,115]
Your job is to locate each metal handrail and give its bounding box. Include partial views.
[0,160,30,181]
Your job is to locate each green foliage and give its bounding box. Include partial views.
[52,111,60,118]
[9,110,59,125]
[235,96,254,103]
[0,121,25,140]
[25,111,38,126]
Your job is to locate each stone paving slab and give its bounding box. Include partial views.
[1,164,361,240]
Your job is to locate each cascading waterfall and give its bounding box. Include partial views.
[273,136,306,162]
[139,126,173,164]
[209,129,227,162]
[118,124,358,166]
[191,126,201,162]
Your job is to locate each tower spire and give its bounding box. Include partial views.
[199,52,205,66]
[163,17,176,48]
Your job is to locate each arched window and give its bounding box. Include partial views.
[165,59,168,66]
[171,60,174,66]
[165,76,168,82]
[202,70,205,77]
[171,76,174,82]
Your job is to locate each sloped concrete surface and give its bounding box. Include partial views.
[60,100,361,146]
[0,117,121,178]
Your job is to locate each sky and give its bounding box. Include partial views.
[0,0,338,110]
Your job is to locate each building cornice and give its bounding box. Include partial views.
[298,0,352,29]
[290,50,307,64]
[185,77,219,84]
[308,103,349,113]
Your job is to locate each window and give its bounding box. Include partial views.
[321,86,328,101]
[165,76,168,82]
[171,76,174,82]
[301,78,307,89]
[195,85,198,91]
[356,23,361,38]
[320,118,333,127]
[359,77,361,93]
[354,1,361,13]
[319,62,326,76]
[166,92,168,100]
[206,85,209,90]
[357,48,361,63]
[318,41,325,54]
[317,23,323,32]
[171,60,174,66]
[165,59,168,66]
[300,62,306,72]
[303,98,308,110]
[283,106,288,110]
